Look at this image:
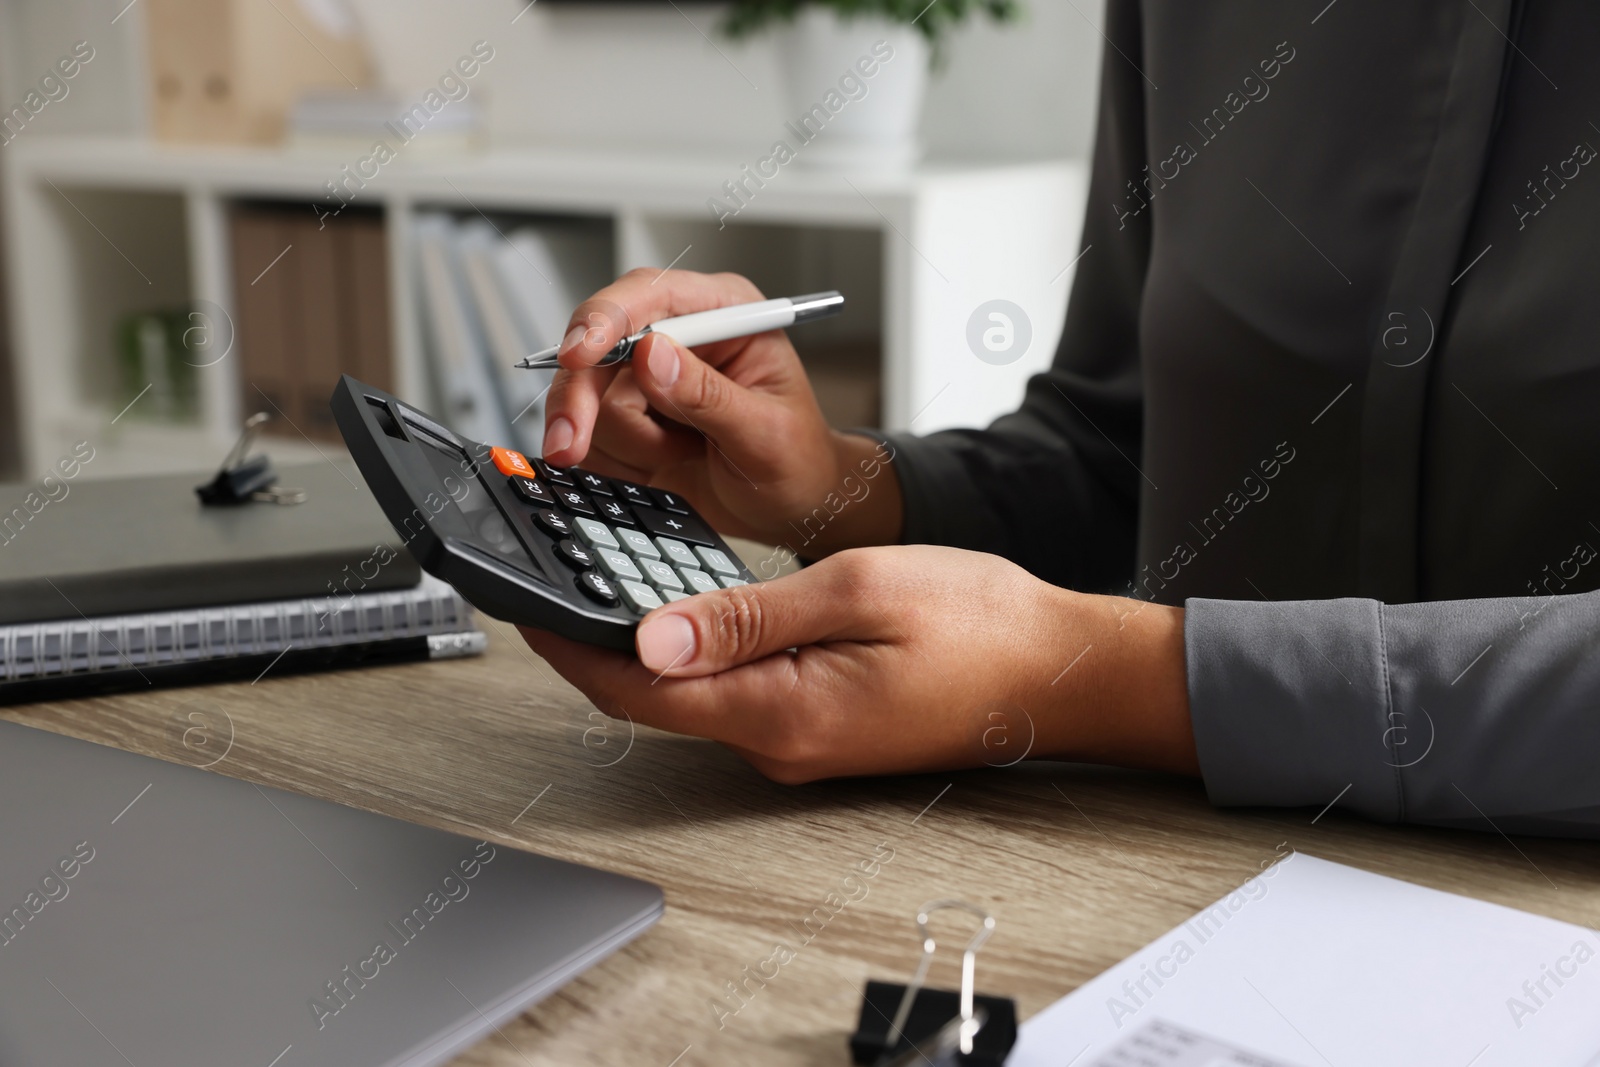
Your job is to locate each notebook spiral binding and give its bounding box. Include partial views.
[0,575,471,681]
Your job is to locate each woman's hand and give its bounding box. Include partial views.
[520,545,1198,783]
[540,269,901,558]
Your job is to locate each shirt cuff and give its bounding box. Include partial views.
[862,430,1007,551]
[1184,596,1402,822]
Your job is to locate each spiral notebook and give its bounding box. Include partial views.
[0,574,484,704]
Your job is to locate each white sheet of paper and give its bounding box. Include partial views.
[1010,853,1600,1067]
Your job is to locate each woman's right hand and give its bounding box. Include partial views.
[540,268,903,559]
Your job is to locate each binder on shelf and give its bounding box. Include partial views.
[493,228,573,355]
[292,205,347,440]
[230,203,393,440]
[413,213,516,447]
[406,212,613,450]
[493,221,613,354]
[456,221,549,454]
[343,212,394,394]
[233,207,299,426]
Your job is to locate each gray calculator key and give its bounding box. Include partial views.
[679,568,719,595]
[660,589,692,603]
[574,517,619,551]
[718,576,748,589]
[616,527,660,559]
[640,558,684,591]
[595,547,643,583]
[694,546,739,577]
[656,537,698,569]
[618,579,664,613]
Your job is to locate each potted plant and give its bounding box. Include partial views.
[722,0,1019,171]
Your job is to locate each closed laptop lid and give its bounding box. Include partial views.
[0,720,662,1067]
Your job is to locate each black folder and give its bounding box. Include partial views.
[0,460,419,625]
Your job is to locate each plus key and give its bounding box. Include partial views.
[636,506,715,547]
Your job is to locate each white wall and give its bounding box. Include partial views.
[925,0,1103,160]
[0,0,1104,162]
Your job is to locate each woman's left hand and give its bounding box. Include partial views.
[519,545,1197,783]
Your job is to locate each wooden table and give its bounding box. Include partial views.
[6,566,1599,1065]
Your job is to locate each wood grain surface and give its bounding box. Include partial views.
[5,545,1598,1065]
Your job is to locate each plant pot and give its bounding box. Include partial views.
[772,7,929,172]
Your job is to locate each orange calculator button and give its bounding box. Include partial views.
[489,447,535,479]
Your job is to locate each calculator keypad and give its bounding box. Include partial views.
[650,488,690,514]
[616,528,659,559]
[533,459,575,485]
[490,459,757,619]
[694,546,739,577]
[333,383,759,649]
[595,547,644,584]
[614,480,652,505]
[555,488,595,515]
[534,509,573,538]
[640,558,685,591]
[576,471,613,496]
[618,579,664,613]
[554,539,594,570]
[573,517,619,551]
[635,507,715,546]
[577,571,620,606]
[680,569,719,595]
[508,475,555,506]
[655,538,695,569]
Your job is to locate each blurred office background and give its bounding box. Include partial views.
[0,0,1104,482]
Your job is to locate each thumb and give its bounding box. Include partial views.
[634,555,887,677]
[632,331,785,447]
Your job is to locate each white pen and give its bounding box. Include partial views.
[514,290,844,370]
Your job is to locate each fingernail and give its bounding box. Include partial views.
[559,323,586,356]
[637,613,695,672]
[543,416,573,457]
[645,337,680,389]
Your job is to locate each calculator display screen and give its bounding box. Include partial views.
[411,428,545,578]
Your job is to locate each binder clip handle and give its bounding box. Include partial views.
[890,900,996,1058]
[196,413,306,506]
[850,900,1017,1067]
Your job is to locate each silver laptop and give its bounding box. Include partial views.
[0,719,662,1066]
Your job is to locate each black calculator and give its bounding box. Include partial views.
[331,376,759,651]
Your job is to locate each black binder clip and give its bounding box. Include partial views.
[851,900,1018,1067]
[196,413,306,506]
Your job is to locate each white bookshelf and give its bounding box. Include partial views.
[2,136,1085,479]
